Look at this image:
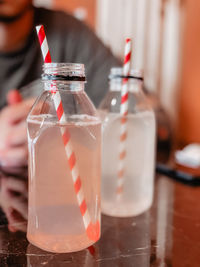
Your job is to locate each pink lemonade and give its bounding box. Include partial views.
[27,114,101,253]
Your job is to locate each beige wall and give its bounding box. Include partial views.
[97,0,184,122]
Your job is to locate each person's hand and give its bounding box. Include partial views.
[0,175,28,232]
[0,98,35,167]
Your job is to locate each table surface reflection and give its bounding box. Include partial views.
[0,174,200,267]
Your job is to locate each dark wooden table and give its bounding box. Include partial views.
[0,172,200,267]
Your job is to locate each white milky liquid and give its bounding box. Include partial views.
[27,114,101,253]
[101,111,156,217]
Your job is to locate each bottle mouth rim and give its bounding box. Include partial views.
[108,74,143,81]
[43,62,84,69]
[42,63,86,81]
[109,67,143,81]
[42,74,86,82]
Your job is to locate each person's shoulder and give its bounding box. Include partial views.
[34,7,89,35]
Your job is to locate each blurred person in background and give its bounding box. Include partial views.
[0,0,120,232]
[0,0,120,168]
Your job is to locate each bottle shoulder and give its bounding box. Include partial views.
[99,90,154,114]
[27,89,100,123]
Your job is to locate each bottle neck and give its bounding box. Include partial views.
[108,67,143,93]
[43,80,85,92]
[42,63,86,92]
[109,79,143,93]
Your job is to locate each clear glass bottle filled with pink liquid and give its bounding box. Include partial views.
[27,63,101,253]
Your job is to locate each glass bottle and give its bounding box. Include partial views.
[99,68,156,217]
[27,63,101,253]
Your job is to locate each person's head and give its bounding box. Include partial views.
[0,0,33,23]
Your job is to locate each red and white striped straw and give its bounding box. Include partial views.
[36,25,100,242]
[117,38,132,196]
[36,25,52,63]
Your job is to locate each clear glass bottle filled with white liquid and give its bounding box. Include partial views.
[99,68,156,217]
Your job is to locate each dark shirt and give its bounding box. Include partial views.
[0,8,121,108]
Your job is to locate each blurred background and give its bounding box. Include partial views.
[34,0,200,146]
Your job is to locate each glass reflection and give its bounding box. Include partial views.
[0,166,28,233]
[98,213,151,266]
[26,243,99,267]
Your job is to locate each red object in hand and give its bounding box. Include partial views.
[7,90,22,105]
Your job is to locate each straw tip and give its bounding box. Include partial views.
[86,221,100,242]
[126,38,132,43]
[36,25,43,32]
